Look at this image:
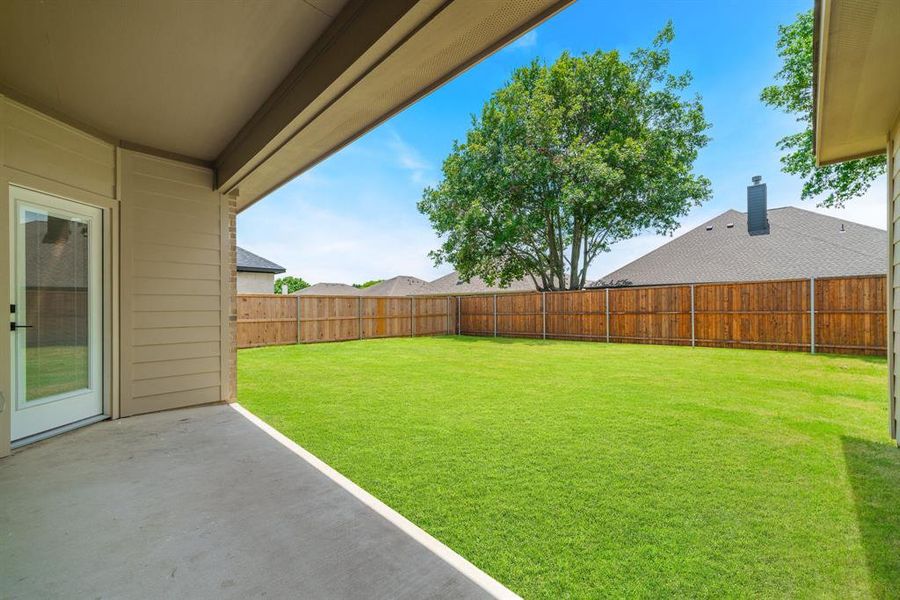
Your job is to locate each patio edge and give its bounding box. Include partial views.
[230,402,522,600]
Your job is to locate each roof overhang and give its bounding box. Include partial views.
[237,267,287,275]
[0,0,573,210]
[813,0,900,165]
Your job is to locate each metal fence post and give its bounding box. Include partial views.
[810,277,816,354]
[296,295,302,344]
[358,296,362,339]
[493,294,497,337]
[690,284,696,347]
[411,297,415,337]
[542,291,547,340]
[605,288,610,343]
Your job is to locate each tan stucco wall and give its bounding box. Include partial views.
[0,96,234,454]
[237,271,275,294]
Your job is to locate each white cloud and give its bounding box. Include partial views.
[505,30,538,51]
[239,197,446,285]
[387,131,434,187]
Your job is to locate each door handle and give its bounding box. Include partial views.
[9,323,33,331]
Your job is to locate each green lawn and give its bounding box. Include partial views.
[238,336,899,599]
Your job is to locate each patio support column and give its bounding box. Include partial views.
[810,277,816,354]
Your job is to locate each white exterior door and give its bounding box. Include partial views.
[9,186,103,441]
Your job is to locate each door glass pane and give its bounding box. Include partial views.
[21,209,90,401]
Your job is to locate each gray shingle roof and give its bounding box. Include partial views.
[293,283,362,296]
[591,207,886,287]
[236,246,285,274]
[362,276,436,296]
[425,271,538,295]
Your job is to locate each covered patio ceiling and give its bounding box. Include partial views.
[0,0,573,210]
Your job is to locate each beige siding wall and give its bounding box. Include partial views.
[0,97,119,455]
[890,118,900,440]
[0,95,234,454]
[120,150,232,416]
[237,271,275,294]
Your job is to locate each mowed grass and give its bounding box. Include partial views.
[238,336,899,599]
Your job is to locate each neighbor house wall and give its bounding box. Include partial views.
[237,271,275,294]
[0,95,234,455]
[889,117,899,441]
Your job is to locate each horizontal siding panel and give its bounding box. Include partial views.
[127,172,221,215]
[132,341,221,364]
[130,204,221,236]
[3,101,115,197]
[128,153,213,189]
[132,371,221,398]
[125,386,221,416]
[133,357,221,381]
[133,310,222,329]
[133,277,221,296]
[132,294,221,312]
[133,243,220,267]
[133,223,220,250]
[134,260,220,281]
[133,326,220,346]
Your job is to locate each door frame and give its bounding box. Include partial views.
[1,168,118,453]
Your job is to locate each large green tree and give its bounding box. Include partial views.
[274,275,309,294]
[418,24,711,291]
[760,10,885,207]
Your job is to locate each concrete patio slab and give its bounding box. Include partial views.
[0,404,501,599]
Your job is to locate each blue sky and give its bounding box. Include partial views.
[238,0,885,285]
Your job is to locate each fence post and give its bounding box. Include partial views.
[542,291,547,340]
[296,295,301,344]
[457,296,461,335]
[810,277,816,354]
[690,284,695,347]
[605,288,610,343]
[493,294,497,337]
[358,296,362,339]
[446,296,450,334]
[411,297,415,337]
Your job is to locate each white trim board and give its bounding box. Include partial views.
[230,402,521,600]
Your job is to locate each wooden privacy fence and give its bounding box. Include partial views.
[237,294,457,348]
[237,275,885,356]
[456,274,886,356]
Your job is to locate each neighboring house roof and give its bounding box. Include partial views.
[236,246,285,274]
[426,271,538,295]
[362,276,436,296]
[294,283,363,296]
[591,207,887,287]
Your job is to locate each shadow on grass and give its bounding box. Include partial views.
[841,436,900,597]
